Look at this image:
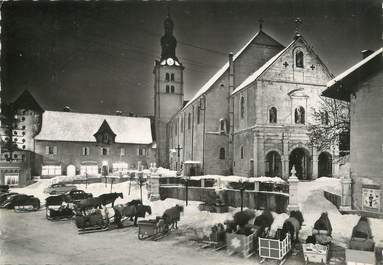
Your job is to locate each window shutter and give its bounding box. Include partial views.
[81,147,84,156]
[53,146,57,155]
[45,146,49,155]
[137,148,140,156]
[100,148,103,155]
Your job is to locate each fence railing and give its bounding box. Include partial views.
[323,190,341,209]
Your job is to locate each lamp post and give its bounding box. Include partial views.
[238,179,246,212]
[138,173,145,202]
[175,145,183,171]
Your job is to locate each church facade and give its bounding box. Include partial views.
[154,14,339,179]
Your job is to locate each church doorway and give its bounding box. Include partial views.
[265,151,282,177]
[289,148,311,180]
[318,152,332,177]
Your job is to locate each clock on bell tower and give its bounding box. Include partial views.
[153,8,184,167]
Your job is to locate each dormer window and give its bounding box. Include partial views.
[94,120,116,144]
[295,50,304,68]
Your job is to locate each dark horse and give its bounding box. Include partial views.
[114,203,152,226]
[254,210,274,237]
[45,194,68,207]
[98,192,123,207]
[162,205,184,229]
[75,197,102,215]
[280,210,304,244]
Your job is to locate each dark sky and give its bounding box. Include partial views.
[2,0,382,115]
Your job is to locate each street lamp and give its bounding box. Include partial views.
[138,172,145,202]
[238,179,246,212]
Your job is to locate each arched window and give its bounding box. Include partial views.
[166,85,170,93]
[171,86,175,93]
[165,73,170,81]
[240,146,244,159]
[296,50,304,68]
[181,117,184,133]
[197,107,201,124]
[269,107,277,123]
[188,113,191,130]
[240,96,245,119]
[219,148,225,160]
[171,73,175,81]
[295,106,305,124]
[220,119,225,132]
[321,111,329,125]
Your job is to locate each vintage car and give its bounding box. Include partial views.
[0,194,40,210]
[44,183,77,195]
[0,185,9,194]
[64,189,93,203]
[0,192,18,205]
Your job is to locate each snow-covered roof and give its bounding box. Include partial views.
[326,48,383,88]
[232,39,295,95]
[182,31,263,110]
[35,111,153,144]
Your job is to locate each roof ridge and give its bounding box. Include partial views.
[44,110,149,119]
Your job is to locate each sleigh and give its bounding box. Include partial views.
[75,211,110,234]
[46,205,75,221]
[346,237,376,265]
[226,231,256,258]
[258,233,291,263]
[13,197,40,212]
[137,217,168,240]
[302,243,329,265]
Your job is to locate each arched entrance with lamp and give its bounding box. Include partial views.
[289,147,311,180]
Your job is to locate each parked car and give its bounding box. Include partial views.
[44,183,77,195]
[0,192,18,205]
[0,194,40,209]
[64,189,93,203]
[0,185,9,194]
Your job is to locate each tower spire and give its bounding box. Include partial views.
[160,7,178,62]
[258,18,264,31]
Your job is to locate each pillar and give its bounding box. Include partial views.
[287,166,300,211]
[340,177,352,211]
[257,133,265,176]
[332,144,340,178]
[254,181,259,192]
[253,133,258,177]
[312,147,318,180]
[201,178,205,188]
[282,132,289,178]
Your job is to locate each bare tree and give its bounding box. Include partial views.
[308,97,350,153]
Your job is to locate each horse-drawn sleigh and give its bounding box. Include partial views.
[137,204,183,241]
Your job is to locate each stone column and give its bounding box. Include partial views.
[201,178,205,188]
[149,173,160,201]
[282,132,289,178]
[312,147,318,180]
[287,166,300,211]
[254,181,259,192]
[257,134,265,176]
[340,177,352,211]
[253,133,258,177]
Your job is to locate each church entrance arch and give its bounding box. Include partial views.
[265,151,282,177]
[318,152,332,177]
[66,165,76,177]
[289,148,311,180]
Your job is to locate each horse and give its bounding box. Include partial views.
[254,210,274,237]
[114,203,152,226]
[75,197,102,215]
[350,216,375,251]
[309,212,333,245]
[126,199,142,206]
[162,205,184,230]
[233,210,256,228]
[98,192,123,207]
[280,210,303,245]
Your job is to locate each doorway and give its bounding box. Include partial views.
[289,148,311,180]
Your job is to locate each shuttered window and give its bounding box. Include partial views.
[46,146,57,155]
[82,147,90,156]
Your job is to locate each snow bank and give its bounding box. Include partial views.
[297,177,341,204]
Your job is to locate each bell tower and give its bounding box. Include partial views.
[154,9,184,167]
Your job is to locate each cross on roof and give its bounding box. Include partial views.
[258,18,264,31]
[310,64,315,70]
[295,17,303,35]
[283,61,289,67]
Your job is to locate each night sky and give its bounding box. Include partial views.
[1,1,382,115]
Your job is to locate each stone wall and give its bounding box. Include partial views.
[159,186,288,213]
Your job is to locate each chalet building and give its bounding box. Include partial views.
[323,48,383,217]
[34,111,154,178]
[159,14,339,179]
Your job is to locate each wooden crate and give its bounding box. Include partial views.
[345,249,375,265]
[259,234,291,260]
[226,232,255,257]
[302,243,329,264]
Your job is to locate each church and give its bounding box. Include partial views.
[156,14,340,179]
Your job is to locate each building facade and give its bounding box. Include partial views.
[323,48,383,217]
[157,16,339,178]
[34,111,154,178]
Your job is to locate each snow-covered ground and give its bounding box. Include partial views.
[10,175,383,247]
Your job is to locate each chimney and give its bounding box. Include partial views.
[361,50,374,59]
[115,110,123,116]
[128,112,134,117]
[228,52,234,92]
